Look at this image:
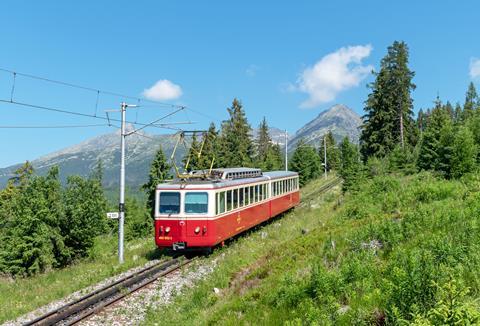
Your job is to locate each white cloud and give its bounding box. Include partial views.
[470,58,480,79]
[142,79,183,101]
[295,45,373,108]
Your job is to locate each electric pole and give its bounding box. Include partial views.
[118,102,127,264]
[285,129,288,171]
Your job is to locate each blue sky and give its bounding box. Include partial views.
[0,1,479,167]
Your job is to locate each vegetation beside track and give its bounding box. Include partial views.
[0,235,163,323]
[145,173,480,325]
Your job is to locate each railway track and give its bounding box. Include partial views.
[23,178,339,326]
[300,177,342,205]
[24,257,193,326]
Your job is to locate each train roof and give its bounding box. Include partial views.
[156,169,298,190]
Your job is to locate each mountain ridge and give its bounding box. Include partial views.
[0,104,361,188]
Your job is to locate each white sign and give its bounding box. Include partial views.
[107,212,119,219]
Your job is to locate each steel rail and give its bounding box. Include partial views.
[24,258,193,326]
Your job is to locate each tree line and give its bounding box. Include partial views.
[336,41,480,191]
[0,161,152,276]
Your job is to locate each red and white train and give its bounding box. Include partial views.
[154,168,300,251]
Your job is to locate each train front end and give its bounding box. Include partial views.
[154,183,216,251]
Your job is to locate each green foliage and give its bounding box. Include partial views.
[0,163,108,275]
[61,175,107,261]
[198,122,218,170]
[339,137,362,191]
[451,126,477,178]
[360,41,417,159]
[418,102,453,172]
[254,117,283,171]
[288,139,321,186]
[124,196,152,240]
[142,145,170,217]
[217,98,254,168]
[320,131,340,171]
[463,82,479,120]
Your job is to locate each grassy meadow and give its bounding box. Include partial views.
[144,172,480,325]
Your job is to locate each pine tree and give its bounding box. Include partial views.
[61,176,107,260]
[289,140,321,186]
[454,103,463,123]
[217,98,254,167]
[360,41,416,160]
[463,82,478,120]
[417,102,452,171]
[320,131,340,171]
[198,123,218,170]
[417,109,427,133]
[339,137,362,191]
[254,117,283,171]
[143,146,171,217]
[183,132,201,171]
[451,126,477,178]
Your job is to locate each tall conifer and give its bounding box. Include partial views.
[360,41,416,159]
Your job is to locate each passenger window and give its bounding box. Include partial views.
[185,192,208,214]
[250,186,254,203]
[255,185,260,201]
[233,189,238,209]
[226,190,233,211]
[159,192,180,214]
[245,187,250,205]
[217,192,226,214]
[239,188,244,207]
[259,184,263,201]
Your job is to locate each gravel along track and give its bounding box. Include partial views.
[79,257,218,325]
[3,259,165,326]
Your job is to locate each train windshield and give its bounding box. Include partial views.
[185,192,208,214]
[159,192,180,214]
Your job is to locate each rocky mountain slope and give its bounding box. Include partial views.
[288,104,361,149]
[0,104,361,188]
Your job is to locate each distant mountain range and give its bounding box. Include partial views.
[0,104,361,189]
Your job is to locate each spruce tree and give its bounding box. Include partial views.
[417,102,452,171]
[360,41,416,160]
[339,137,362,191]
[198,123,218,170]
[217,98,254,167]
[454,103,463,123]
[143,146,171,217]
[320,131,340,171]
[289,140,321,186]
[451,126,477,178]
[254,117,283,170]
[183,132,201,171]
[463,82,478,120]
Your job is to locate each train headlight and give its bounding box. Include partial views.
[194,226,201,234]
[165,227,171,233]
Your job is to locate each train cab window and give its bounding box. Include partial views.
[159,192,180,214]
[216,192,226,214]
[226,190,233,211]
[233,189,239,209]
[185,192,208,214]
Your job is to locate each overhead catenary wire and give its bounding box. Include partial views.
[0,99,187,131]
[0,123,109,129]
[0,67,183,109]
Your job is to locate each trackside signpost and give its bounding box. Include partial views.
[107,212,119,219]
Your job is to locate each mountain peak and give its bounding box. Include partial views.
[289,104,361,149]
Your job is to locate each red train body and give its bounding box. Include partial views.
[154,168,300,250]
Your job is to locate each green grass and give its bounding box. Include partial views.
[0,234,163,323]
[144,172,480,325]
